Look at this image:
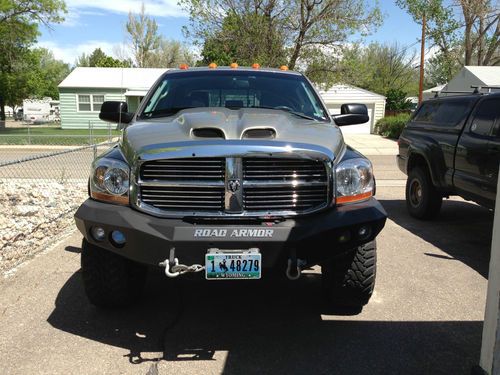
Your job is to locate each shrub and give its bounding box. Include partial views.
[375,113,411,139]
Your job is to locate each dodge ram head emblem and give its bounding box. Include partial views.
[227,179,241,193]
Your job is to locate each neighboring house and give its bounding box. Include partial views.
[319,84,386,134]
[423,84,447,100]
[58,67,168,129]
[58,68,386,133]
[441,66,500,95]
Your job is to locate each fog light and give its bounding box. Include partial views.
[358,226,371,239]
[91,226,106,242]
[110,230,126,247]
[338,231,351,243]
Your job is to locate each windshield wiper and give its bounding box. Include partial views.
[251,106,319,121]
[141,107,191,119]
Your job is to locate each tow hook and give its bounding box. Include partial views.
[286,258,307,280]
[159,248,205,278]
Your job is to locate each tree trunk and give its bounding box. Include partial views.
[464,22,473,65]
[288,30,306,70]
[0,94,6,125]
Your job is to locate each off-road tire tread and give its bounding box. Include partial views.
[406,166,442,220]
[322,241,377,307]
[81,239,147,308]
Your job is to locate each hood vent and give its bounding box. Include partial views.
[242,128,276,139]
[192,128,225,139]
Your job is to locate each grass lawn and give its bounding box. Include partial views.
[0,126,122,145]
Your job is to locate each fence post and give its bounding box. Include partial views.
[479,165,500,374]
[27,122,31,145]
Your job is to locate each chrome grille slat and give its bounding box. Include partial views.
[137,156,329,216]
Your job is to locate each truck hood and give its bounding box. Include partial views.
[121,108,344,162]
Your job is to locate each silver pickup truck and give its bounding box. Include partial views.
[74,66,386,310]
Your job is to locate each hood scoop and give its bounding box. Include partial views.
[192,127,225,139]
[242,128,276,139]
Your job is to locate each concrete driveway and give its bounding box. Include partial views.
[0,151,492,375]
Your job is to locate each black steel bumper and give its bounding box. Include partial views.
[74,198,387,269]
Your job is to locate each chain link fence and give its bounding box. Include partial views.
[0,121,118,273]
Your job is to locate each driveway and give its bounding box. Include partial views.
[0,152,491,375]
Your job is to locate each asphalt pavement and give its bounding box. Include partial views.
[0,149,492,375]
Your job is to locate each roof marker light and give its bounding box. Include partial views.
[252,63,260,69]
[230,63,239,69]
[208,62,217,69]
[280,65,289,71]
[179,64,189,70]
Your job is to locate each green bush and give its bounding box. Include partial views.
[375,113,411,139]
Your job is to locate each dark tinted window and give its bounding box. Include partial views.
[470,98,500,137]
[140,70,329,121]
[413,100,471,126]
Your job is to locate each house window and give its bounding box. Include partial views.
[78,95,91,111]
[93,95,104,112]
[78,94,105,112]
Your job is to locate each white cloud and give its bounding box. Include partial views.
[61,8,107,27]
[37,40,117,64]
[65,0,186,17]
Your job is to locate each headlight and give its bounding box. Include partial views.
[90,157,130,205]
[335,158,374,204]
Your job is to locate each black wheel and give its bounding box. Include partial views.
[406,166,442,220]
[81,239,147,308]
[321,241,377,308]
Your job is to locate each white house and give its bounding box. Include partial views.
[442,66,500,95]
[58,67,386,132]
[319,84,386,134]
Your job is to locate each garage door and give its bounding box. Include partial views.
[327,103,375,134]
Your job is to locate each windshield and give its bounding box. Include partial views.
[139,70,330,122]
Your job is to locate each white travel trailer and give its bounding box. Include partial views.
[22,98,60,124]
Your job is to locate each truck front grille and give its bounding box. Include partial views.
[137,157,329,217]
[140,158,225,181]
[140,186,225,211]
[243,185,328,211]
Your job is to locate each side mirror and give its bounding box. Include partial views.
[333,103,369,126]
[99,101,134,128]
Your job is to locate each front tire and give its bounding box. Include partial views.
[321,240,377,308]
[406,166,442,220]
[81,239,147,308]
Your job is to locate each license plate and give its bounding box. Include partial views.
[205,250,261,280]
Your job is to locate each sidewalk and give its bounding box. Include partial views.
[343,133,399,156]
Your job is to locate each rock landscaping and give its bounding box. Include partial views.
[0,179,87,273]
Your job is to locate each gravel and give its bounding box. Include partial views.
[0,179,87,273]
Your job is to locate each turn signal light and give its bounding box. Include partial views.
[280,65,289,71]
[179,64,189,70]
[336,191,372,204]
[208,62,217,69]
[252,63,260,69]
[230,63,239,68]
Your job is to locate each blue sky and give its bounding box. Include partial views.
[38,0,426,65]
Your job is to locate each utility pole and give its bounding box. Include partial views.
[418,12,426,104]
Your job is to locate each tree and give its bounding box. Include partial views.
[397,0,500,70]
[199,11,286,66]
[147,39,195,68]
[310,42,419,95]
[0,0,66,120]
[180,0,382,70]
[75,48,132,68]
[126,3,161,67]
[32,48,70,99]
[88,48,107,67]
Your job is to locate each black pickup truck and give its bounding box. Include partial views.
[397,92,500,219]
